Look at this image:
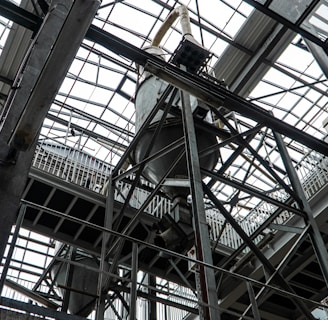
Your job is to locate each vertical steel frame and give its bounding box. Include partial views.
[180,85,219,319]
[274,131,328,285]
[96,174,114,320]
[0,204,25,294]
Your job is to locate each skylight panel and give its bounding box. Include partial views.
[277,43,315,74]
[269,0,312,23]
[196,0,239,35]
[302,1,328,41]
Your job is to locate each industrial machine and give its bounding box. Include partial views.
[133,5,219,201]
[51,5,219,316]
[132,6,219,252]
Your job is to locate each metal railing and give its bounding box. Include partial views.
[32,137,172,220]
[31,138,328,251]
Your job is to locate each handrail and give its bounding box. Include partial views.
[31,138,328,251]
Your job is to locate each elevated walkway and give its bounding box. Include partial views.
[19,143,328,319]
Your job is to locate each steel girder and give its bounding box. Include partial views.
[1,0,328,155]
[1,1,328,319]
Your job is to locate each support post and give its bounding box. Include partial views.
[149,275,157,320]
[61,248,76,312]
[96,174,114,320]
[246,282,261,320]
[129,243,138,320]
[0,0,99,268]
[180,81,219,319]
[273,130,328,286]
[0,204,25,294]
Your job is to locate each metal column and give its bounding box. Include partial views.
[274,131,328,286]
[0,204,25,294]
[0,0,99,267]
[129,243,138,320]
[180,85,219,320]
[96,175,114,320]
[149,275,157,320]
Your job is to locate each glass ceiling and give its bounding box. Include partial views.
[44,0,254,163]
[1,0,328,318]
[37,0,328,218]
[0,0,326,221]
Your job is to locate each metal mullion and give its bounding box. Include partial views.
[57,92,133,124]
[243,0,323,47]
[53,100,134,139]
[47,113,127,151]
[249,78,328,102]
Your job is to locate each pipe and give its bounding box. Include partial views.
[151,6,196,47]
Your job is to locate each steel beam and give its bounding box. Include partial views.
[111,85,175,177]
[0,0,41,32]
[203,184,316,319]
[110,85,177,233]
[1,1,328,155]
[180,84,219,319]
[0,205,25,293]
[20,198,328,313]
[0,296,87,320]
[242,0,325,50]
[0,0,77,272]
[273,130,328,286]
[61,248,76,312]
[246,282,261,320]
[305,39,328,79]
[96,174,114,320]
[129,243,138,320]
[240,226,310,319]
[3,278,59,309]
[8,0,100,151]
[86,25,328,157]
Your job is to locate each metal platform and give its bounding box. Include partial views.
[18,166,328,320]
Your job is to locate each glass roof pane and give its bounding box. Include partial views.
[302,0,328,41]
[269,0,312,23]
[2,3,328,311]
